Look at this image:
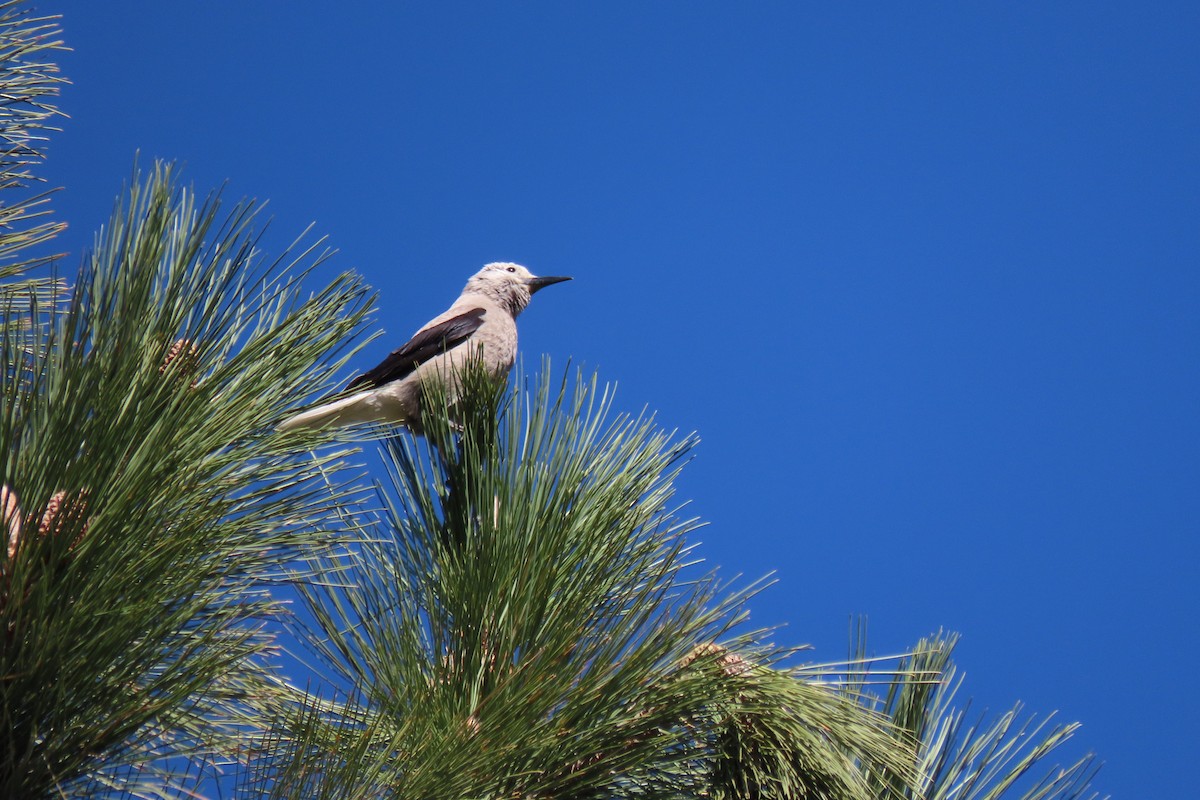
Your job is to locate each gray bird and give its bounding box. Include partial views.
[279,262,570,434]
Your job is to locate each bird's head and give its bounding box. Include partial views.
[463,262,571,315]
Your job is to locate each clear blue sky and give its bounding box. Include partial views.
[43,2,1199,797]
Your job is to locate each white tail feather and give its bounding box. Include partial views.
[277,392,381,432]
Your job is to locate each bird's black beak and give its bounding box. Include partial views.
[527,275,572,293]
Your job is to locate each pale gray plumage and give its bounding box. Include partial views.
[279,262,570,434]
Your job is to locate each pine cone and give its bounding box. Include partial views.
[681,642,750,678]
[38,490,89,550]
[160,337,201,387]
[2,484,20,561]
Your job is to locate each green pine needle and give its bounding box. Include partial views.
[0,161,374,798]
[263,361,915,800]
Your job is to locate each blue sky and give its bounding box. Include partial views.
[43,2,1198,797]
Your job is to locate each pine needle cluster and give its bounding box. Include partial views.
[245,363,918,799]
[0,158,374,795]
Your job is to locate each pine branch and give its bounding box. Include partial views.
[0,0,67,278]
[257,361,913,800]
[0,162,374,798]
[849,626,1105,800]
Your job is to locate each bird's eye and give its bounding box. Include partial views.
[506,267,516,273]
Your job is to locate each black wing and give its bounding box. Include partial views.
[345,307,486,392]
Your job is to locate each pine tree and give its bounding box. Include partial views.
[0,8,375,793]
[239,363,918,799]
[0,4,1101,798]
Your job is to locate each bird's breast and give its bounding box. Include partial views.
[472,314,518,371]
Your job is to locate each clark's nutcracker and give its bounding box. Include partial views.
[279,262,570,434]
